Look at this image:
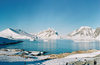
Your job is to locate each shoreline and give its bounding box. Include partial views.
[47,49,99,59]
[0,49,100,65]
[0,41,23,45]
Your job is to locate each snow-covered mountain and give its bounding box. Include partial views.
[94,27,100,40]
[0,37,22,45]
[66,26,95,42]
[36,28,61,40]
[2,27,100,42]
[0,28,36,41]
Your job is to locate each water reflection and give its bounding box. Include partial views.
[42,40,56,51]
[72,42,100,51]
[1,40,100,54]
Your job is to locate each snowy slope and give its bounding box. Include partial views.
[94,27,100,40]
[36,28,61,40]
[66,26,95,42]
[0,28,36,41]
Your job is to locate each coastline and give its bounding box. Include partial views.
[47,49,99,59]
[0,49,100,65]
[0,41,23,45]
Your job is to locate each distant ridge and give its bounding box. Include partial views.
[66,26,100,42]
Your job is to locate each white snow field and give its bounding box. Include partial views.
[0,28,37,41]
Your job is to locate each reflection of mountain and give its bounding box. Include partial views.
[37,40,57,52]
[37,28,61,40]
[72,42,100,51]
[0,28,36,41]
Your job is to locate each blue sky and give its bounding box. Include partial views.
[0,0,100,34]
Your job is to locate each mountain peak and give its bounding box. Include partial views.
[6,28,14,30]
[78,26,92,31]
[37,28,60,40]
[7,28,21,31]
[0,28,36,41]
[6,28,19,33]
[47,28,54,31]
[68,26,94,37]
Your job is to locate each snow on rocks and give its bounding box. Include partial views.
[66,26,100,42]
[0,49,49,63]
[36,28,61,41]
[1,49,100,65]
[42,50,100,65]
[0,49,46,57]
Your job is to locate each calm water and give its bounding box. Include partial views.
[0,40,100,54]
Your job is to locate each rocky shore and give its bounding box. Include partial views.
[0,49,100,65]
[0,48,46,56]
[48,49,99,59]
[65,57,100,65]
[43,50,100,65]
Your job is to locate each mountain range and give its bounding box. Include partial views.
[0,28,60,41]
[1,26,100,42]
[67,26,100,42]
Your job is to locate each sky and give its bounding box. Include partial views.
[0,0,100,34]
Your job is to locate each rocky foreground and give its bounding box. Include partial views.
[0,49,100,65]
[43,50,100,65]
[0,48,49,62]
